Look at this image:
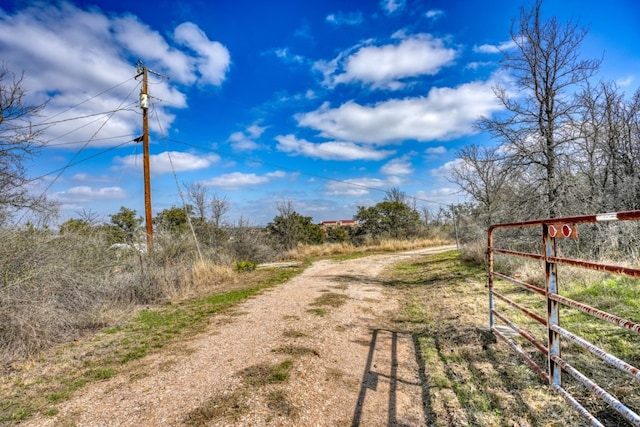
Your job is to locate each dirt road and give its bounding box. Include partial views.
[28,246,455,426]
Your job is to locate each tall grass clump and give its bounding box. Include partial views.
[0,229,114,362]
[0,226,241,364]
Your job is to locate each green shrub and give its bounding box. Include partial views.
[234,260,258,272]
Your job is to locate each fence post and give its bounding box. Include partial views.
[488,226,495,329]
[543,224,561,387]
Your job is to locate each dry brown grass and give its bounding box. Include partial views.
[181,261,236,300]
[288,237,453,259]
[383,250,589,426]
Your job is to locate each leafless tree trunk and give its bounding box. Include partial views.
[574,82,640,212]
[0,66,54,223]
[210,194,230,229]
[449,145,515,226]
[478,0,600,218]
[184,181,209,222]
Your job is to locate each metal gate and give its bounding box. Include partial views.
[487,210,640,426]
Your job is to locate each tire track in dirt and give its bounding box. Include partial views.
[27,246,455,426]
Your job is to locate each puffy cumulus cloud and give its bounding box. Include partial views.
[111,15,195,85]
[201,171,286,190]
[53,186,126,202]
[380,156,414,175]
[297,79,502,144]
[275,134,395,161]
[316,33,456,90]
[116,151,219,175]
[174,22,230,86]
[228,123,266,151]
[380,0,406,15]
[0,3,229,148]
[326,11,363,26]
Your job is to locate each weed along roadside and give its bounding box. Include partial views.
[4,246,624,426]
[0,265,303,424]
[383,250,587,426]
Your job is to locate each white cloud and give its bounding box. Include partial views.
[326,11,363,26]
[248,125,266,138]
[324,177,388,196]
[201,171,286,189]
[173,22,231,86]
[228,123,266,151]
[0,3,229,148]
[297,78,503,144]
[275,134,395,161]
[431,159,462,178]
[111,15,195,85]
[53,186,126,202]
[474,40,518,54]
[229,131,259,151]
[116,151,219,175]
[317,33,457,90]
[425,9,444,19]
[425,146,447,155]
[273,47,305,64]
[466,61,494,71]
[381,156,414,175]
[380,0,406,15]
[414,187,460,205]
[617,75,634,87]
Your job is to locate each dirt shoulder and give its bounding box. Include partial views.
[23,246,456,427]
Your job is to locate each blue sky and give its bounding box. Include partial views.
[1,0,639,226]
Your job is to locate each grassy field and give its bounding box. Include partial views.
[384,250,640,426]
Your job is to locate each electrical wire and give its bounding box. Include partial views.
[10,107,139,132]
[45,134,136,148]
[35,80,141,199]
[42,103,138,146]
[33,77,137,126]
[31,139,134,181]
[152,100,204,261]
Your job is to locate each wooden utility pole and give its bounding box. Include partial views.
[136,61,154,252]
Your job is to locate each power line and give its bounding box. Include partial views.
[44,134,136,147]
[35,81,142,200]
[33,77,137,126]
[32,139,134,181]
[8,107,139,132]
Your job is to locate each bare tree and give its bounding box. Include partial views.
[450,145,514,225]
[184,181,209,222]
[210,194,230,229]
[575,82,640,212]
[0,65,53,222]
[478,0,600,218]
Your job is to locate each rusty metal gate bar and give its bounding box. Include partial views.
[487,210,640,426]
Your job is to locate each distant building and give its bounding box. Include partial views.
[320,219,357,229]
